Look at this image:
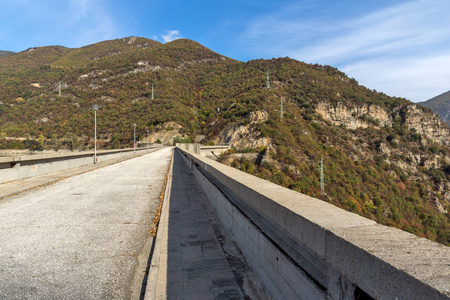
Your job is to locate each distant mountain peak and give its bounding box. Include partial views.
[0,50,15,57]
[419,90,450,124]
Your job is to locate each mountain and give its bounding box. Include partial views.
[419,90,450,125]
[0,50,15,57]
[0,37,448,245]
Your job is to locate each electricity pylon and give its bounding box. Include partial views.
[280,97,284,120]
[316,156,325,195]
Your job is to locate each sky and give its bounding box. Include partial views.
[1,0,449,102]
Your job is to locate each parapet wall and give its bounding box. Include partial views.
[177,147,450,300]
[0,148,157,185]
[176,143,229,159]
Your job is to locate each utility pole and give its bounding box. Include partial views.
[151,84,154,100]
[316,156,325,195]
[133,123,136,154]
[266,70,270,89]
[93,105,99,164]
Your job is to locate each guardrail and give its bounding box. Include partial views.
[0,147,159,185]
[177,146,450,300]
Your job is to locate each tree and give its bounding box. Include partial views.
[49,134,61,151]
[37,134,45,151]
[63,132,79,151]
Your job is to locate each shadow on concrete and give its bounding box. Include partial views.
[163,151,246,299]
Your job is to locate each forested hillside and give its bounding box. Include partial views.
[0,37,448,245]
[0,51,14,57]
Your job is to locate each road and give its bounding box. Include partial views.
[0,147,173,299]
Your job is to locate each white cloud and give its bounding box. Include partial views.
[342,52,450,102]
[69,0,89,21]
[291,0,450,65]
[239,0,450,101]
[64,0,116,46]
[162,30,182,43]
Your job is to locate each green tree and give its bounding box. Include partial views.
[37,134,45,151]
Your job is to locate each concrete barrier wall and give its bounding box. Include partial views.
[0,149,75,157]
[198,145,230,158]
[0,148,157,184]
[177,147,450,300]
[176,143,229,158]
[176,143,201,154]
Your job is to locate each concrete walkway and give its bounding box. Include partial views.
[0,149,160,200]
[147,151,258,300]
[0,148,172,299]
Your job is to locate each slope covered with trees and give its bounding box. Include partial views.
[0,37,449,245]
[0,50,15,57]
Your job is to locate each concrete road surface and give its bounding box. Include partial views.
[0,148,173,299]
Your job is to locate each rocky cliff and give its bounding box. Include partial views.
[213,110,271,148]
[397,104,449,146]
[316,102,391,129]
[419,90,450,125]
[316,102,449,145]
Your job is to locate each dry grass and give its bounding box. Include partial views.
[150,157,172,237]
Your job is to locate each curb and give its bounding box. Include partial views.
[143,150,174,300]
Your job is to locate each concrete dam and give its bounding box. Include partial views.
[0,146,448,299]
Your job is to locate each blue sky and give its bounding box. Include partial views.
[1,0,449,102]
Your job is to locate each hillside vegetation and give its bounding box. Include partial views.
[0,51,15,57]
[0,37,449,245]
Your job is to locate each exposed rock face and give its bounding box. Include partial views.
[316,102,449,145]
[100,96,116,102]
[79,70,108,80]
[398,104,449,146]
[418,90,450,125]
[214,112,271,148]
[34,117,49,124]
[147,122,183,145]
[248,110,269,124]
[316,102,450,204]
[435,198,448,214]
[122,36,138,44]
[156,122,182,131]
[215,123,271,149]
[376,142,391,156]
[316,102,391,129]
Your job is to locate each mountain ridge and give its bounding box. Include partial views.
[0,36,448,245]
[0,50,15,57]
[419,90,450,125]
